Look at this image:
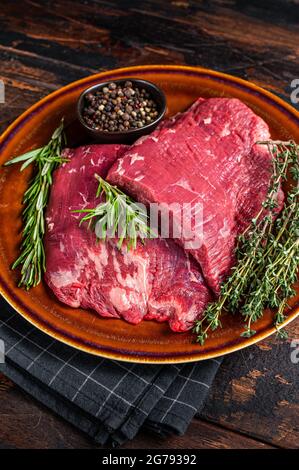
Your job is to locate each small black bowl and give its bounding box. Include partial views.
[77,78,167,144]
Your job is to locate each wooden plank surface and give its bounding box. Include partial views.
[202,321,299,448]
[0,371,275,449]
[0,0,298,449]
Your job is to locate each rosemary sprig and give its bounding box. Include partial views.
[4,120,67,289]
[74,174,155,249]
[194,141,299,345]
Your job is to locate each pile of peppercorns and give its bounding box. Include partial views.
[81,81,159,132]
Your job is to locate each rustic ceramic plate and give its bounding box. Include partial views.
[0,65,298,363]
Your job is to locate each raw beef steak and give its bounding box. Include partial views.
[45,144,211,332]
[107,98,284,293]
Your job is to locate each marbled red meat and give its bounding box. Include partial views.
[107,98,284,292]
[44,144,211,332]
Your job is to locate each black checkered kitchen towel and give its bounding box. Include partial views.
[0,296,222,446]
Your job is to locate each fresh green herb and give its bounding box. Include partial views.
[194,141,299,345]
[73,174,155,250]
[4,120,67,289]
[276,327,289,340]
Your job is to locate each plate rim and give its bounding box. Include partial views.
[0,64,298,363]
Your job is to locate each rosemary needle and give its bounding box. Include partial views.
[194,141,299,345]
[4,120,67,289]
[74,174,155,249]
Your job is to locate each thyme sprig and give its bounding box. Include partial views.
[74,175,155,250]
[194,141,299,345]
[4,120,67,289]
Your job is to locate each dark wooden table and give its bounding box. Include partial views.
[0,0,298,449]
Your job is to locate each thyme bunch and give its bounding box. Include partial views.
[194,141,299,344]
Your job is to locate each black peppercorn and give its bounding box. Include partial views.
[82,81,159,132]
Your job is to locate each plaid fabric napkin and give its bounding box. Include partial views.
[0,296,222,446]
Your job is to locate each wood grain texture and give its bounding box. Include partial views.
[202,321,299,448]
[0,0,298,450]
[0,371,274,449]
